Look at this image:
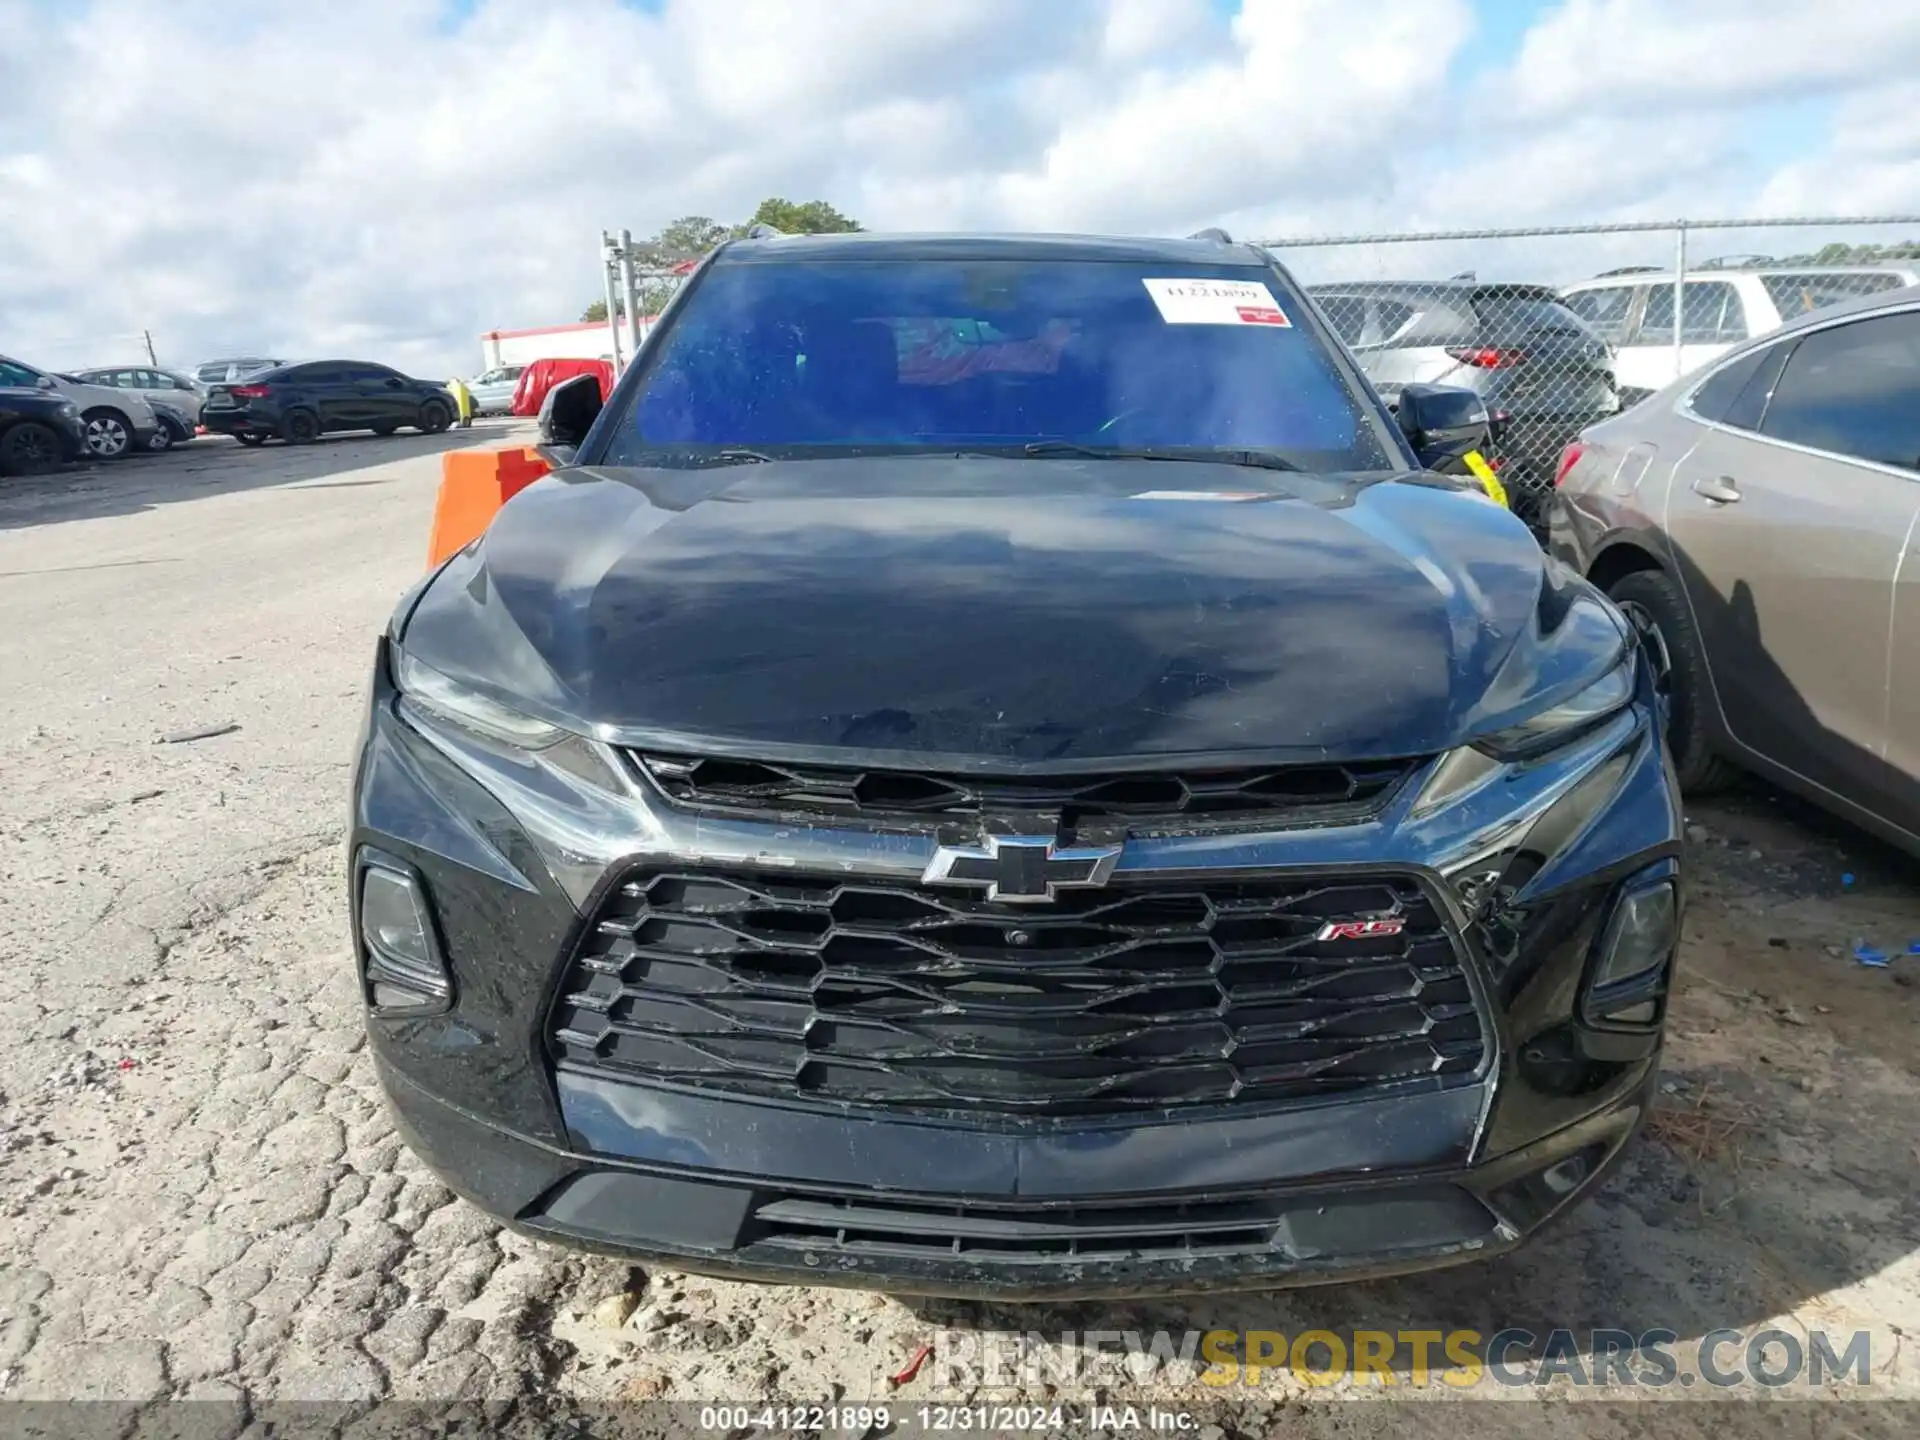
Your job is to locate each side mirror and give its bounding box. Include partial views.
[1396,382,1493,471]
[536,374,603,466]
[37,375,57,391]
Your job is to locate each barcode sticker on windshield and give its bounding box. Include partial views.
[1143,278,1291,327]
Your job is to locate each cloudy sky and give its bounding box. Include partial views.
[4,0,1920,377]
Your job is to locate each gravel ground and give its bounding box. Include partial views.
[2,430,1917,1433]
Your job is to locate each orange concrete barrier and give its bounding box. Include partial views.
[426,447,553,569]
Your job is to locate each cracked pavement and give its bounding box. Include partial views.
[0,427,615,1406]
[3,429,1919,1433]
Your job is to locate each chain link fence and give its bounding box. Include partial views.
[1258,216,1920,525]
[590,215,1920,526]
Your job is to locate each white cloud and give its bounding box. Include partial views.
[1506,0,1920,118]
[2,0,1918,377]
[1758,81,1920,213]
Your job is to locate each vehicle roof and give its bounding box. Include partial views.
[1305,280,1563,298]
[714,231,1273,267]
[264,358,385,370]
[1566,263,1920,286]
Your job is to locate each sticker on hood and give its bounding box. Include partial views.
[1142,278,1292,327]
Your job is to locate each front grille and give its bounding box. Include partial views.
[548,866,1488,1119]
[745,1185,1496,1265]
[630,752,1420,832]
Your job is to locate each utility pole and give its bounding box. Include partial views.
[599,231,625,371]
[143,330,158,366]
[619,228,642,366]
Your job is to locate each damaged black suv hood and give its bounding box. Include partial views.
[399,455,1624,765]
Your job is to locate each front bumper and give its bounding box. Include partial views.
[55,416,89,461]
[350,639,1682,1298]
[382,1052,1651,1300]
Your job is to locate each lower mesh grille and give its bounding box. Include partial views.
[548,866,1487,1118]
[745,1185,1497,1264]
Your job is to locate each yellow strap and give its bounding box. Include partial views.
[1464,450,1509,509]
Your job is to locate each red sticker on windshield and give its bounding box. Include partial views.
[1235,305,1290,326]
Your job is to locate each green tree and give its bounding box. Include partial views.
[741,196,862,235]
[1770,238,1920,265]
[584,200,863,319]
[636,214,734,266]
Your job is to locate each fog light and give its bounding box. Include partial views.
[1540,1151,1591,1195]
[1583,874,1677,1027]
[1486,1142,1610,1230]
[356,854,452,1015]
[1594,882,1676,987]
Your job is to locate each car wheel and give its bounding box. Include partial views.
[1607,569,1739,794]
[236,432,268,448]
[0,421,65,477]
[81,409,133,460]
[282,410,320,445]
[417,400,451,434]
[146,424,174,453]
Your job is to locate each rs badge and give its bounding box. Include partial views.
[1315,917,1407,941]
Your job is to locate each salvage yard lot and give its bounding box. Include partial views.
[0,432,1917,1430]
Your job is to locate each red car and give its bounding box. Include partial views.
[510,359,614,418]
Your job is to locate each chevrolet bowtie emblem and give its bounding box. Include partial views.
[921,833,1123,903]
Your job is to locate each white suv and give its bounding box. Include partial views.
[0,354,160,460]
[1560,264,1919,402]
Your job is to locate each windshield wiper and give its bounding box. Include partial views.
[1021,440,1301,472]
[706,448,776,466]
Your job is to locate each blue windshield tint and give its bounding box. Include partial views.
[606,260,1395,471]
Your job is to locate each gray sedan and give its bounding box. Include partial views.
[1549,285,1920,854]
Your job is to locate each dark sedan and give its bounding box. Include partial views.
[1,386,89,476]
[351,229,1682,1300]
[201,360,455,445]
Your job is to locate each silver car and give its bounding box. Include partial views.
[73,365,209,425]
[464,365,524,415]
[1549,285,1920,854]
[0,354,160,460]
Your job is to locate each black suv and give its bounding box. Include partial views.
[1309,281,1619,530]
[200,360,455,445]
[352,230,1681,1300]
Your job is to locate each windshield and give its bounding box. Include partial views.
[600,259,1398,473]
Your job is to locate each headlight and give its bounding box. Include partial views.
[393,649,564,749]
[1410,653,1635,818]
[1472,654,1634,762]
[58,401,81,418]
